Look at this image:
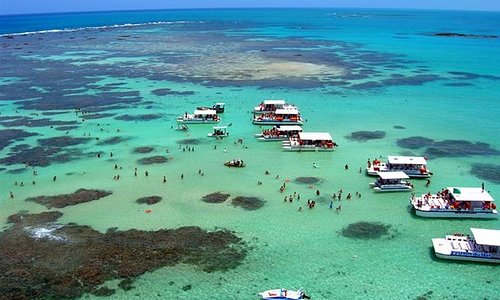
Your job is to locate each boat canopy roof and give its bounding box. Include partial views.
[212,126,227,129]
[276,125,303,132]
[263,99,286,105]
[447,187,495,202]
[387,155,427,165]
[275,108,299,115]
[215,102,225,105]
[194,109,217,115]
[299,132,332,141]
[377,171,410,180]
[470,228,500,246]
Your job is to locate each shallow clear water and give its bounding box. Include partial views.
[0,8,499,300]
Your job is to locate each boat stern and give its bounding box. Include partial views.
[432,238,451,258]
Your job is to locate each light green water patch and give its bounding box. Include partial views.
[71,56,154,66]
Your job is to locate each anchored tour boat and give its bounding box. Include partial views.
[410,187,497,219]
[253,108,303,125]
[432,228,500,263]
[282,132,337,152]
[224,158,245,167]
[177,109,220,124]
[258,288,311,300]
[370,171,413,192]
[256,125,303,141]
[198,102,225,113]
[254,99,297,114]
[208,126,229,138]
[366,155,432,178]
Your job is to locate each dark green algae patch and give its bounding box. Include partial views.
[341,222,392,240]
[0,211,247,299]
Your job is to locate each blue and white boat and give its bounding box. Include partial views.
[432,228,500,264]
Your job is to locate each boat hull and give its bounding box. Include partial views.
[432,238,500,264]
[373,186,412,192]
[414,209,498,219]
[253,120,303,125]
[283,146,334,152]
[366,168,431,178]
[177,119,220,124]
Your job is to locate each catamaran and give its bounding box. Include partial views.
[369,171,413,192]
[208,126,229,138]
[255,125,303,141]
[177,109,220,124]
[432,228,500,263]
[366,155,432,178]
[254,99,297,114]
[253,108,303,125]
[410,187,497,219]
[282,132,336,152]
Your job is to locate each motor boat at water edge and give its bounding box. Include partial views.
[177,109,221,124]
[258,288,311,300]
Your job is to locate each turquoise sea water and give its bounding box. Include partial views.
[1,8,499,299]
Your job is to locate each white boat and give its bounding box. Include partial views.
[208,126,229,138]
[258,288,310,300]
[224,158,245,167]
[254,99,297,114]
[256,125,303,141]
[366,156,432,178]
[198,102,225,113]
[253,109,303,125]
[177,109,220,124]
[282,132,337,152]
[175,124,189,131]
[369,171,413,192]
[432,228,500,263]
[410,187,498,219]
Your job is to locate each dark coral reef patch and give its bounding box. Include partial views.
[0,211,247,299]
[115,114,163,121]
[346,130,385,142]
[151,88,196,96]
[136,196,162,205]
[294,177,321,184]
[202,192,230,204]
[137,156,169,165]
[398,136,500,157]
[177,138,206,145]
[133,146,155,154]
[341,222,391,240]
[231,196,265,210]
[470,164,500,184]
[0,129,38,151]
[26,188,112,208]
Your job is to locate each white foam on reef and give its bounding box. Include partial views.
[24,224,69,242]
[0,20,200,37]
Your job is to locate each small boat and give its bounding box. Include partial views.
[258,288,310,300]
[256,125,303,141]
[208,126,229,138]
[432,228,500,263]
[177,109,220,124]
[253,109,303,125]
[224,159,245,167]
[254,99,297,114]
[369,171,413,192]
[366,155,432,178]
[410,187,498,219]
[282,132,337,152]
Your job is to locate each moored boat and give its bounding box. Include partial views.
[282,132,337,152]
[256,125,303,141]
[197,102,225,113]
[410,187,498,219]
[258,288,310,300]
[366,155,432,178]
[432,228,500,263]
[224,158,245,167]
[254,99,297,114]
[208,125,229,138]
[369,171,413,192]
[177,109,220,124]
[253,108,303,125]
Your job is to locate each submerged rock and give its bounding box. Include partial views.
[424,140,500,157]
[137,155,169,165]
[341,222,391,240]
[397,136,435,149]
[0,211,247,299]
[295,177,321,184]
[26,188,112,208]
[133,146,155,154]
[470,164,500,184]
[202,192,230,204]
[231,196,265,210]
[136,196,162,205]
[346,130,386,142]
[177,138,206,145]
